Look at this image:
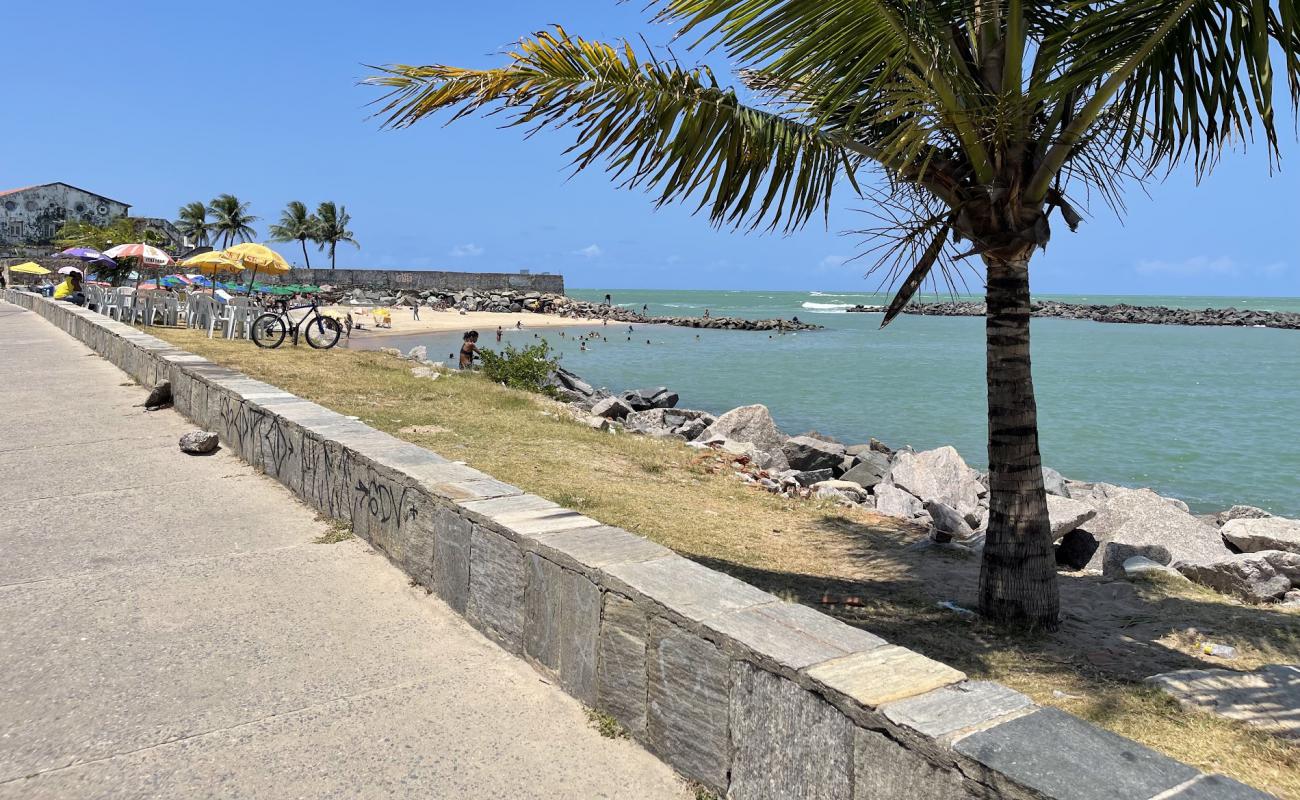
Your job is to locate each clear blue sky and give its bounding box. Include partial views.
[5,0,1297,296]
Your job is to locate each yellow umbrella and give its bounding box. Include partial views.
[221,243,292,297]
[10,261,51,275]
[181,251,245,294]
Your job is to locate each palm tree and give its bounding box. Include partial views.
[269,200,319,267]
[208,194,259,249]
[175,201,210,248]
[368,6,1298,630]
[314,201,358,269]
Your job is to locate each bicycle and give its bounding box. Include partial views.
[250,298,342,350]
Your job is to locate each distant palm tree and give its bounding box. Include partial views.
[368,7,1300,630]
[208,194,259,249]
[314,201,358,269]
[269,200,319,267]
[175,201,210,248]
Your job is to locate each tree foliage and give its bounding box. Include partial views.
[314,201,359,269]
[208,193,259,249]
[269,200,320,267]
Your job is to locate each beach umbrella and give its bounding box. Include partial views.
[55,247,117,269]
[9,261,50,275]
[106,243,174,290]
[57,266,84,276]
[220,243,291,295]
[181,251,244,294]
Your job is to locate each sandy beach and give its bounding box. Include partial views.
[320,305,605,338]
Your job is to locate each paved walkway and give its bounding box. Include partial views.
[0,302,687,799]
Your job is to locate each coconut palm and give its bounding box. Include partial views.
[314,201,358,269]
[208,194,259,249]
[367,4,1299,629]
[269,200,320,267]
[175,201,210,248]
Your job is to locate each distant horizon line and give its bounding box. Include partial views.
[563,287,1300,300]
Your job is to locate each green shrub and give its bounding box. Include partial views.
[479,340,559,395]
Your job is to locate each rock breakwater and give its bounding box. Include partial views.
[538,362,1300,608]
[324,286,819,332]
[845,299,1300,329]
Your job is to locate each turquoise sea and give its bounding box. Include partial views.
[361,289,1300,517]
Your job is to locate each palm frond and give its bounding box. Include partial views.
[366,27,866,232]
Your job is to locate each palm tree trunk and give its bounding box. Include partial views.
[978,255,1059,630]
[300,239,311,268]
[330,243,336,269]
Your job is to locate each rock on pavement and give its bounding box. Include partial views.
[179,430,219,455]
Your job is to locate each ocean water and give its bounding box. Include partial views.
[359,289,1300,516]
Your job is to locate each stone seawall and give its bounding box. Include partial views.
[846,299,1300,330]
[2,288,1270,800]
[280,268,564,295]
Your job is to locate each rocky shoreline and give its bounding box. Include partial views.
[532,363,1300,608]
[845,299,1300,329]
[325,286,820,332]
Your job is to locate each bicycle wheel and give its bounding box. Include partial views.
[304,315,342,350]
[251,314,287,348]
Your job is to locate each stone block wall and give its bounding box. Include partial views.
[279,268,565,294]
[1,288,1271,800]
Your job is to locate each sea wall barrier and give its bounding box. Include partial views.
[2,288,1268,800]
[279,268,565,295]
[847,299,1300,330]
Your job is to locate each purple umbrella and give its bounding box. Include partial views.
[55,247,117,268]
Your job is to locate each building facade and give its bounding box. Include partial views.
[0,183,131,249]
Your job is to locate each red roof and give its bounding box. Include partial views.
[0,182,131,207]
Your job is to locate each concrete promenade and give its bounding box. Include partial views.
[0,301,686,799]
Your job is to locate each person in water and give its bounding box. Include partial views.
[496,326,503,342]
[459,331,481,369]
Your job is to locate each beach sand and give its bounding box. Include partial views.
[320,305,605,338]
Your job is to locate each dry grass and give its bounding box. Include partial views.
[151,327,1300,798]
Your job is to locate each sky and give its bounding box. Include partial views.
[4,0,1298,296]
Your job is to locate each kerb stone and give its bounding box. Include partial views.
[703,601,885,673]
[524,554,564,673]
[806,645,965,709]
[729,662,853,800]
[603,555,775,623]
[433,506,472,612]
[526,525,672,577]
[559,569,601,705]
[854,728,969,800]
[467,526,527,653]
[597,593,649,737]
[954,708,1200,800]
[882,681,1034,741]
[647,618,731,792]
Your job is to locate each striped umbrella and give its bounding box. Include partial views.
[106,243,174,290]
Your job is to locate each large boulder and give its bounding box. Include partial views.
[1056,529,1099,570]
[591,396,634,420]
[924,500,974,543]
[699,405,789,471]
[1047,494,1096,541]
[625,408,716,441]
[1041,466,1069,497]
[1177,552,1298,602]
[1222,517,1300,555]
[551,367,595,397]
[1094,496,1233,578]
[811,480,870,504]
[791,469,835,487]
[873,484,924,521]
[782,436,847,472]
[1208,505,1274,527]
[886,446,983,526]
[840,451,891,490]
[620,386,679,411]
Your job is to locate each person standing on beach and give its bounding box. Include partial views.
[412,302,420,321]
